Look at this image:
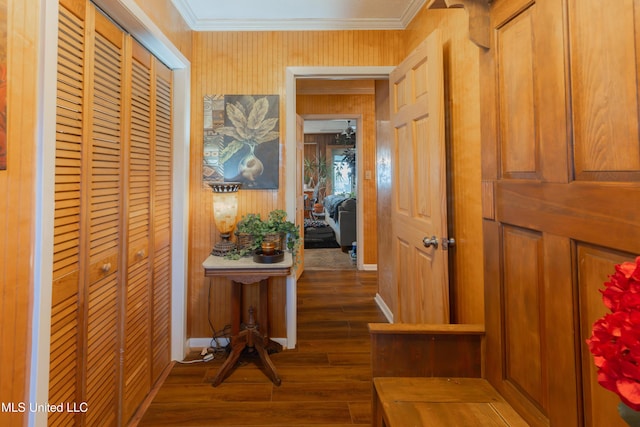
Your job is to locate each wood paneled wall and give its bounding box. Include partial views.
[133,0,192,61]
[0,0,40,425]
[480,0,640,425]
[189,30,405,339]
[297,93,378,265]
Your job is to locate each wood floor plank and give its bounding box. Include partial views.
[138,402,353,426]
[272,381,372,401]
[138,270,385,426]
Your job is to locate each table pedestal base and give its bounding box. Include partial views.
[211,280,282,387]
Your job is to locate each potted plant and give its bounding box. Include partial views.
[303,155,328,202]
[229,210,301,261]
[264,209,301,259]
[233,213,266,257]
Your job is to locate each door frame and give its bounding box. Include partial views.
[285,66,393,348]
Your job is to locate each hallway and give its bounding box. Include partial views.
[303,247,356,271]
[138,269,386,426]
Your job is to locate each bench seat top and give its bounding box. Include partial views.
[374,377,529,426]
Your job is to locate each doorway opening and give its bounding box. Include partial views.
[302,117,359,269]
[283,66,393,349]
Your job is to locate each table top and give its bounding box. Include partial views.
[203,252,293,279]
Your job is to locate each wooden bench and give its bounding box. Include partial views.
[369,323,528,426]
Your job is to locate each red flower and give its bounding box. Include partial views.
[587,257,640,411]
[602,258,640,312]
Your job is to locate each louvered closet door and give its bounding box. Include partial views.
[51,1,124,426]
[151,59,173,382]
[122,41,152,423]
[85,10,124,427]
[50,1,85,425]
[51,1,174,424]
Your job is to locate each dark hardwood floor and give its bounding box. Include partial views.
[138,269,387,426]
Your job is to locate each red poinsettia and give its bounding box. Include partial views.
[587,256,640,411]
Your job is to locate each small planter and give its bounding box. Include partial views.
[263,232,285,251]
[228,210,301,262]
[235,232,256,252]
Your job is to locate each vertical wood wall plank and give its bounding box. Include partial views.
[0,1,40,424]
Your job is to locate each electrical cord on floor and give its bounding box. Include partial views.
[176,280,231,364]
[207,278,231,353]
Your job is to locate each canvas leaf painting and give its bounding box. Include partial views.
[203,95,279,189]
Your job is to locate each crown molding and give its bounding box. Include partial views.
[172,0,427,32]
[189,18,406,32]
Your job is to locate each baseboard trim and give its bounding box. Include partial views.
[361,263,377,271]
[186,337,288,355]
[374,293,394,323]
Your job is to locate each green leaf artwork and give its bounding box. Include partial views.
[203,95,280,189]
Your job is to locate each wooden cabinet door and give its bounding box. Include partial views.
[482,0,640,426]
[389,30,449,323]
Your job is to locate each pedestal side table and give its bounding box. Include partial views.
[202,253,292,386]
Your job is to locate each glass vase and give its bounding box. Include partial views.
[619,402,640,427]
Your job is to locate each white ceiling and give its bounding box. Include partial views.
[171,0,428,31]
[304,119,356,134]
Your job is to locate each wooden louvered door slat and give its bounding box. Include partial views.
[122,42,152,423]
[50,1,85,425]
[85,9,123,427]
[51,1,174,424]
[151,59,173,382]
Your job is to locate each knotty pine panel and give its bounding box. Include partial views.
[0,0,42,424]
[189,30,405,340]
[297,93,377,265]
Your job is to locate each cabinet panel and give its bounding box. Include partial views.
[570,0,640,180]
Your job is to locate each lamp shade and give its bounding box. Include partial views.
[209,182,241,255]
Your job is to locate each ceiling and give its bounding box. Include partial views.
[171,0,428,31]
[304,119,356,134]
